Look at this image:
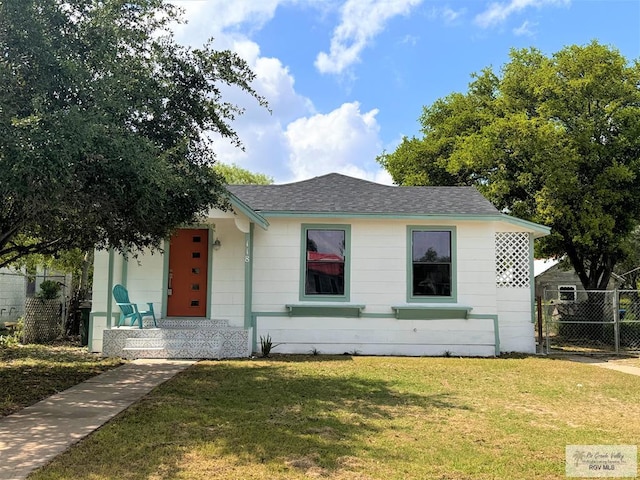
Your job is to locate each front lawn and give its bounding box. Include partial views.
[30,355,639,480]
[0,342,124,417]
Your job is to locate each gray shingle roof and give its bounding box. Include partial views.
[227,173,499,216]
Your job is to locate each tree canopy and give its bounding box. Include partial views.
[378,42,640,290]
[0,0,266,268]
[213,163,274,185]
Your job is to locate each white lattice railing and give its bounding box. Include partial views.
[495,232,530,288]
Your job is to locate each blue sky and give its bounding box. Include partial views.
[172,0,640,184]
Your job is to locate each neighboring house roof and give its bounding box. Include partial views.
[227,173,550,236]
[228,173,498,215]
[534,258,560,277]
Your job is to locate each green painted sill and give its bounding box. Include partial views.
[391,305,472,320]
[285,304,365,318]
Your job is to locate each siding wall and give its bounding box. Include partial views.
[252,218,505,356]
[252,218,499,313]
[211,218,246,326]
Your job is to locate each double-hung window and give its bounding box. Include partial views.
[558,285,577,302]
[301,225,350,301]
[408,227,456,302]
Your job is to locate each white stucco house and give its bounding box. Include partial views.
[89,173,549,358]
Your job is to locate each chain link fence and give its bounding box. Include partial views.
[542,289,640,354]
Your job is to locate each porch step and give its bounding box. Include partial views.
[155,318,231,329]
[132,318,232,329]
[103,321,249,359]
[123,338,222,359]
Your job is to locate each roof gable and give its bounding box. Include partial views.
[227,173,499,216]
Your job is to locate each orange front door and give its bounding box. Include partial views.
[167,229,208,317]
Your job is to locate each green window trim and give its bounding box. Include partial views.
[391,305,471,320]
[285,304,365,317]
[300,224,351,302]
[407,226,457,303]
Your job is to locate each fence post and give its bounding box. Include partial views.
[536,296,544,354]
[613,289,620,355]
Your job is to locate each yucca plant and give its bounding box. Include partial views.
[259,334,281,357]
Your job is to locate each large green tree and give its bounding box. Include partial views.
[0,0,266,268]
[379,42,640,290]
[213,163,274,185]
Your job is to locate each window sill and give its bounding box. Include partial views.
[285,304,365,318]
[391,305,472,320]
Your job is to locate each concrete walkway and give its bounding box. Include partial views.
[0,359,196,480]
[567,355,640,376]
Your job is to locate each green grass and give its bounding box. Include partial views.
[29,355,640,480]
[0,340,124,416]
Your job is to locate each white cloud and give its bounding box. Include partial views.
[513,20,536,36]
[204,40,316,180]
[426,6,466,25]
[232,40,315,123]
[284,102,388,182]
[172,0,285,46]
[315,0,423,75]
[399,34,419,46]
[475,0,570,28]
[173,2,391,184]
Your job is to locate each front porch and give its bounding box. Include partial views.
[102,318,250,359]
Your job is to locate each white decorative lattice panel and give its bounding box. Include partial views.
[495,232,530,288]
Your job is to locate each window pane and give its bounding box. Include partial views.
[412,231,452,297]
[413,264,451,296]
[306,229,345,295]
[412,231,451,262]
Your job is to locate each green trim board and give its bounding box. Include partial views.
[285,304,365,317]
[251,309,501,356]
[406,226,457,304]
[161,239,170,318]
[227,192,269,230]
[251,312,286,352]
[88,312,94,351]
[256,211,550,236]
[467,313,500,356]
[498,214,550,238]
[244,224,254,329]
[299,223,351,302]
[529,232,536,324]
[88,311,120,351]
[120,256,128,288]
[391,305,472,320]
[360,313,395,318]
[106,249,114,329]
[206,226,214,319]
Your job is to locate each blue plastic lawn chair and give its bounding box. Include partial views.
[113,284,157,328]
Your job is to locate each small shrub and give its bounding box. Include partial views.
[37,280,62,300]
[0,318,23,347]
[309,347,320,356]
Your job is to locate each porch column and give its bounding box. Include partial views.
[244,223,254,329]
[106,249,114,329]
